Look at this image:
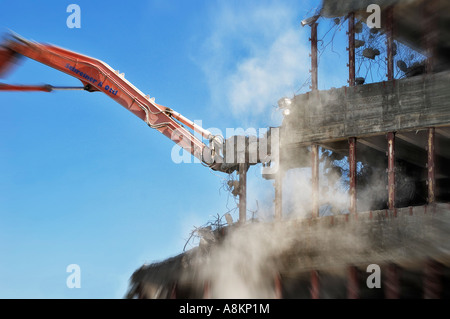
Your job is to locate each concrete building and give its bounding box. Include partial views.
[127,0,450,299]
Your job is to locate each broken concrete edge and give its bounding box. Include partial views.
[126,202,450,298]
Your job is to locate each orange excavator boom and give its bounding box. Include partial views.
[0,33,232,172]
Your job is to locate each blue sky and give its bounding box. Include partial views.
[0,0,351,298]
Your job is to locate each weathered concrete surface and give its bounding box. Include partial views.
[127,203,450,298]
[276,204,450,275]
[282,71,450,147]
[321,0,410,18]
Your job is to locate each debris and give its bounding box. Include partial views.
[397,60,408,72]
[225,213,233,226]
[227,180,240,197]
[355,39,365,48]
[407,61,426,77]
[362,47,380,59]
[354,20,363,33]
[197,226,215,246]
[355,77,365,85]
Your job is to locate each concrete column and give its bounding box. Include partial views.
[203,280,211,299]
[311,144,319,217]
[386,6,394,81]
[427,127,436,204]
[423,259,442,299]
[310,22,318,91]
[347,266,359,299]
[238,163,247,223]
[310,270,319,299]
[274,171,283,220]
[274,273,283,299]
[349,137,357,215]
[423,0,438,74]
[384,264,400,299]
[170,282,177,299]
[347,13,355,87]
[387,132,396,209]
